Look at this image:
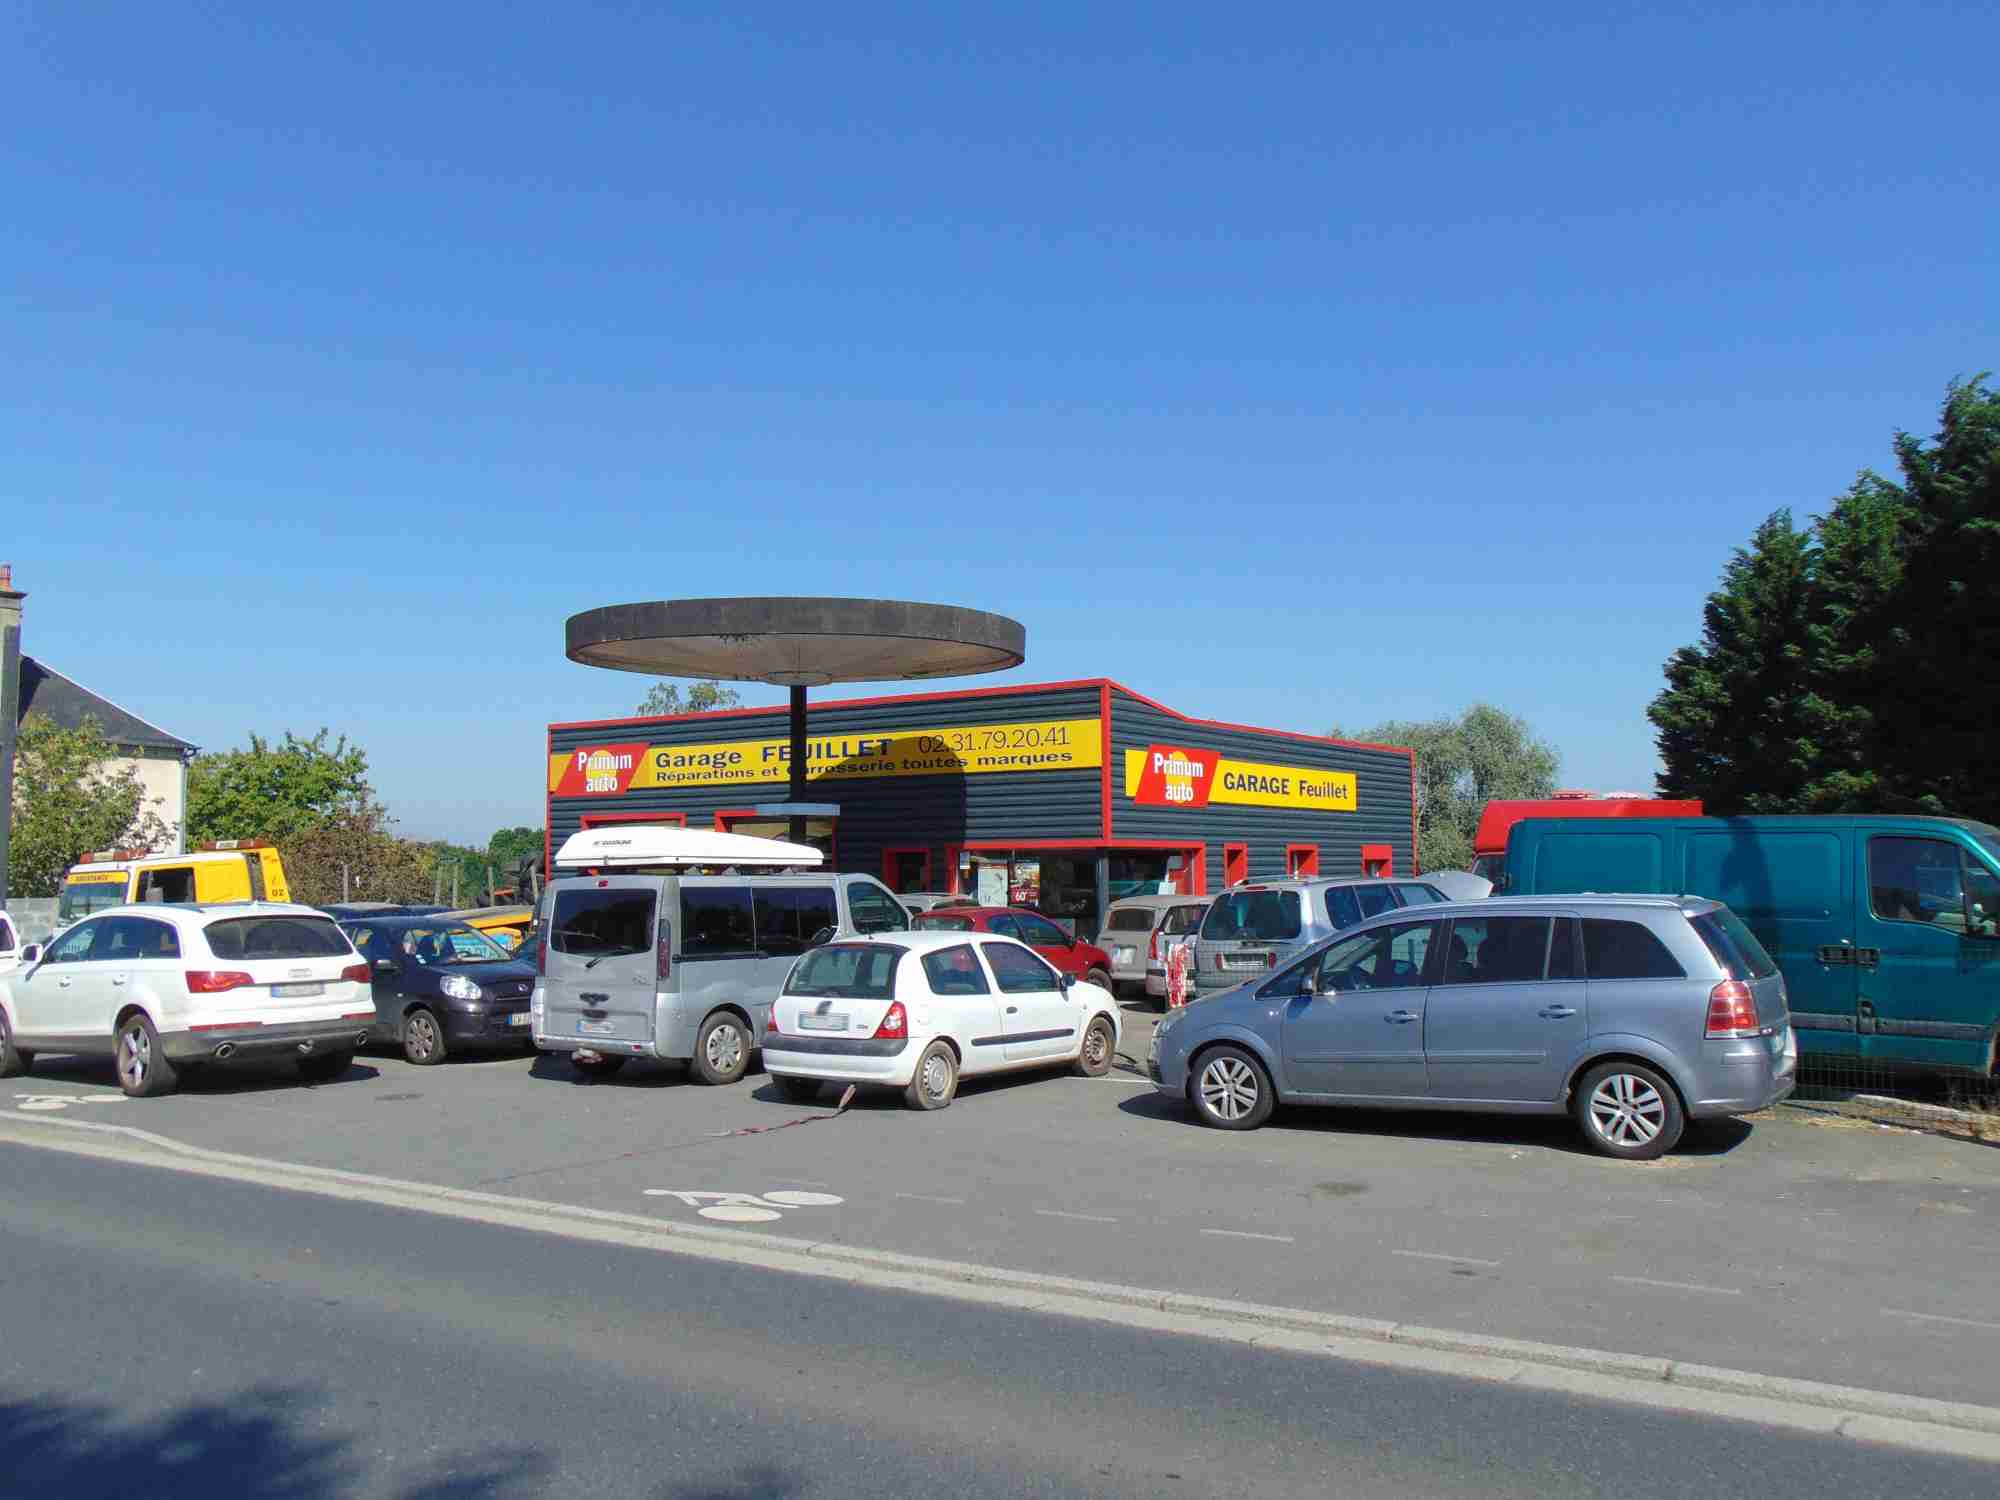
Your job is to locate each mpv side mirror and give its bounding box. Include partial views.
[807,926,836,949]
[1060,972,1077,991]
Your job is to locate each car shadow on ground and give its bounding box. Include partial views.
[1114,1087,1755,1160]
[15,1055,384,1096]
[524,1051,719,1089]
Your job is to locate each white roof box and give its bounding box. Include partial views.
[552,825,825,871]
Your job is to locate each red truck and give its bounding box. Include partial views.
[1471,791,1701,888]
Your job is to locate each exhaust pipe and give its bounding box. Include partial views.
[296,1040,315,1056]
[354,1030,371,1048]
[213,1042,236,1060]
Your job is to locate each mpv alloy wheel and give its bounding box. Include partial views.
[1575,1060,1684,1160]
[1190,1045,1273,1130]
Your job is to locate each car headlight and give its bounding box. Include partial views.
[440,975,483,1002]
[1155,1009,1183,1041]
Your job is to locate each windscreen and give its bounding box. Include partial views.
[59,880,128,922]
[1201,890,1303,942]
[785,943,901,998]
[552,888,656,958]
[204,916,352,961]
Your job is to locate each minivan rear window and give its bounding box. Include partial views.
[1107,908,1155,932]
[204,916,351,960]
[552,888,656,958]
[1689,909,1779,981]
[913,914,975,931]
[1581,919,1685,981]
[1202,890,1302,942]
[786,943,900,998]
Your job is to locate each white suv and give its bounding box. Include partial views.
[0,902,377,1097]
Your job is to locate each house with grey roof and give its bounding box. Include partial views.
[17,656,197,853]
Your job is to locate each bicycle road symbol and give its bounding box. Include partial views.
[14,1094,126,1113]
[643,1189,844,1223]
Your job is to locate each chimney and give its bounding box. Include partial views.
[0,562,23,904]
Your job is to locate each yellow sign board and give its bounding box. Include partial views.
[1123,748,1357,812]
[552,717,1103,795]
[65,868,131,885]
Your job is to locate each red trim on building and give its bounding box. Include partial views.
[1180,845,1208,896]
[943,842,963,895]
[549,677,1115,733]
[1361,843,1393,877]
[1223,843,1249,887]
[712,808,759,832]
[881,845,932,891]
[580,811,688,830]
[1286,844,1320,878]
[1408,750,1420,874]
[1098,682,1113,840]
[543,727,554,880]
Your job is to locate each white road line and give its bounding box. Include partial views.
[1035,1208,1119,1224]
[1886,1309,2000,1332]
[8,1114,2000,1461]
[1202,1228,1295,1243]
[895,1192,967,1206]
[1612,1275,1743,1297]
[1395,1250,1501,1268]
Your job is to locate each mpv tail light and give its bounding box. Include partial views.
[872,1002,908,1040]
[537,923,549,977]
[1705,979,1761,1039]
[656,920,672,982]
[185,970,253,994]
[1149,927,1161,962]
[766,1007,780,1035]
[339,962,371,985]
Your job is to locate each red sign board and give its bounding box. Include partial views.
[1129,745,1222,808]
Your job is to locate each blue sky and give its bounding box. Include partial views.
[7,2,1995,843]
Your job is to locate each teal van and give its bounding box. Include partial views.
[1505,816,2000,1077]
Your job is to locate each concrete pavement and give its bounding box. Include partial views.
[6,1147,1999,1498]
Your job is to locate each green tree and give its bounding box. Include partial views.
[1333,706,1560,872]
[185,730,372,845]
[636,680,742,716]
[486,825,544,869]
[1649,375,1999,822]
[283,800,444,907]
[7,716,173,896]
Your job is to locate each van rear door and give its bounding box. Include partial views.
[542,879,661,1052]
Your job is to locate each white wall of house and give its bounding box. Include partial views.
[122,748,188,853]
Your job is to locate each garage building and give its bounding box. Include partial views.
[546,679,1417,937]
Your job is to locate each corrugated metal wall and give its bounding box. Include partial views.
[548,686,1105,883]
[1108,688,1415,885]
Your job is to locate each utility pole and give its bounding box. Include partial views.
[0,564,25,907]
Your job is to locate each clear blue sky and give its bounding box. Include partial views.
[7,3,1995,843]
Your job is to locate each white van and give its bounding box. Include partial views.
[532,826,912,1084]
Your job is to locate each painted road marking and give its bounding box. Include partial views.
[1886,1309,2000,1332]
[1396,1250,1501,1268]
[1612,1275,1743,1297]
[9,1114,2000,1462]
[1035,1208,1119,1224]
[14,1094,125,1113]
[895,1192,967,1206]
[1202,1228,1295,1243]
[644,1189,845,1224]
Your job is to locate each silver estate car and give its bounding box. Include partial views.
[1149,895,1796,1159]
[1193,877,1449,996]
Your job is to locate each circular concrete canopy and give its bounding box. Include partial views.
[565,597,1026,689]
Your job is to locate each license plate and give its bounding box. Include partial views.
[797,1011,849,1032]
[576,1019,614,1035]
[272,982,324,997]
[1113,946,1136,965]
[1222,953,1267,970]
[509,1012,531,1026]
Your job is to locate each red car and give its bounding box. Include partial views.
[910,906,1115,989]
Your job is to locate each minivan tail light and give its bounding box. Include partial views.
[537,923,549,976]
[1705,980,1761,1039]
[185,970,253,994]
[656,920,673,982]
[872,1002,908,1040]
[1149,926,1160,962]
[339,962,371,985]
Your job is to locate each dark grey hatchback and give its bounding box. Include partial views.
[337,916,538,1065]
[1149,895,1795,1159]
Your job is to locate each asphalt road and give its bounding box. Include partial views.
[4,1147,1995,1500]
[3,1004,1996,1412]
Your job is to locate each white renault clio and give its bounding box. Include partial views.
[763,931,1122,1110]
[0,902,378,1097]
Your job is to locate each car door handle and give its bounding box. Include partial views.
[1538,1005,1576,1019]
[1386,1009,1420,1023]
[1006,1006,1020,1014]
[57,977,72,988]
[112,975,128,986]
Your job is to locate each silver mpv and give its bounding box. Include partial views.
[1193,877,1449,996]
[1150,895,1796,1159]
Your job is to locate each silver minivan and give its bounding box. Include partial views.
[1094,895,1211,1002]
[534,871,911,1083]
[1150,894,1796,1158]
[1194,877,1448,996]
